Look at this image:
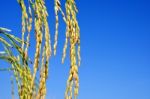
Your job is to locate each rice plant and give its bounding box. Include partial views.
[0,0,81,99]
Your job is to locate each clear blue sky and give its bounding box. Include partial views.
[0,0,150,99]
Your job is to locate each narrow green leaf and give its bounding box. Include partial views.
[0,36,12,47]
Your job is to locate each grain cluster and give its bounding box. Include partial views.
[0,0,81,99]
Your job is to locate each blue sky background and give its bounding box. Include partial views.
[0,0,150,99]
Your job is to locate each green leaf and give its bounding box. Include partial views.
[1,32,28,45]
[0,36,12,47]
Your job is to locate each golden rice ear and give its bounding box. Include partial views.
[54,0,67,56]
[64,0,81,99]
[54,0,59,55]
[30,0,52,98]
[18,0,28,50]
